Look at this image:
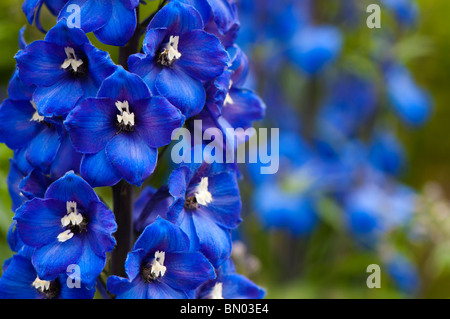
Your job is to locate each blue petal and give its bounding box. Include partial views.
[32,235,83,280]
[65,98,118,154]
[149,1,204,34]
[22,0,42,24]
[146,280,190,299]
[162,251,215,291]
[176,0,212,25]
[25,125,61,173]
[49,132,83,179]
[206,0,239,34]
[33,76,83,117]
[0,99,40,150]
[44,19,90,47]
[58,0,112,33]
[128,54,161,94]
[133,217,190,254]
[192,211,232,267]
[105,133,157,186]
[0,255,41,299]
[45,171,99,209]
[94,0,138,46]
[156,66,206,118]
[86,201,117,255]
[7,69,35,100]
[97,66,151,101]
[177,30,230,81]
[19,169,51,200]
[133,97,184,148]
[14,198,66,248]
[107,276,148,299]
[15,41,67,87]
[221,274,265,299]
[76,239,107,284]
[80,150,122,187]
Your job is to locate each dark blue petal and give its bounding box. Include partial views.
[14,198,66,248]
[177,30,230,81]
[0,99,41,150]
[221,274,265,299]
[49,132,83,179]
[94,0,138,46]
[58,0,112,33]
[0,255,41,299]
[162,251,215,291]
[45,171,99,209]
[97,66,151,101]
[32,76,83,117]
[128,54,161,94]
[149,1,204,34]
[133,216,190,254]
[45,19,90,47]
[32,235,82,281]
[156,66,206,118]
[80,151,122,188]
[65,98,117,154]
[15,41,67,87]
[25,125,61,173]
[105,133,157,186]
[107,276,148,299]
[133,97,184,148]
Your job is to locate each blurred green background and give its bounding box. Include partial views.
[0,0,449,298]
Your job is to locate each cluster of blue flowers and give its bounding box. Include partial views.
[0,0,265,299]
[239,0,429,295]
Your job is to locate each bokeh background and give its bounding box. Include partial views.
[1,0,450,298]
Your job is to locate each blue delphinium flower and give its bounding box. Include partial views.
[58,0,140,46]
[128,1,230,119]
[385,253,420,295]
[0,254,95,299]
[385,64,432,127]
[14,171,117,284]
[15,19,117,117]
[369,130,406,176]
[344,179,416,247]
[197,258,265,299]
[0,71,82,177]
[136,161,242,267]
[287,25,342,75]
[65,66,184,187]
[107,217,215,299]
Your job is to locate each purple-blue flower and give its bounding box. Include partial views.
[128,1,230,119]
[14,171,117,284]
[0,254,95,299]
[15,20,116,117]
[65,66,184,187]
[136,161,242,267]
[58,0,140,46]
[107,217,215,299]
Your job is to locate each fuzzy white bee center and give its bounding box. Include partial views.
[194,177,213,206]
[164,35,182,62]
[30,100,45,122]
[209,282,224,299]
[61,47,84,72]
[116,101,135,127]
[151,251,167,278]
[57,201,83,242]
[32,276,51,292]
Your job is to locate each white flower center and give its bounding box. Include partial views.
[116,100,135,127]
[194,177,213,206]
[57,201,83,242]
[30,100,45,122]
[164,35,182,63]
[61,47,84,72]
[151,251,167,278]
[224,80,234,106]
[32,276,51,292]
[209,282,224,299]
